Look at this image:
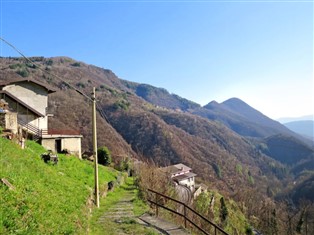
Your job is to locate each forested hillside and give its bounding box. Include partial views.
[1,56,313,234]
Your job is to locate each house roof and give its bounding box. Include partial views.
[0,90,45,117]
[0,79,57,93]
[162,163,192,175]
[172,172,197,182]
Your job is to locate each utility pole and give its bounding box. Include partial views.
[92,87,99,208]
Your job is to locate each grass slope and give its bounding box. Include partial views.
[0,138,118,234]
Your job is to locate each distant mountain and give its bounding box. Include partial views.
[193,98,300,140]
[277,115,314,123]
[284,120,314,140]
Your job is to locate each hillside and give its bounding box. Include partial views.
[0,138,118,234]
[120,80,304,141]
[2,56,314,235]
[1,56,313,198]
[261,134,314,165]
[122,81,200,111]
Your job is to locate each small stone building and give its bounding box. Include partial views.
[41,130,82,158]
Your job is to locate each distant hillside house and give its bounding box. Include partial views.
[163,163,197,192]
[0,79,82,158]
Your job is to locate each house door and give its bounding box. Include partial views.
[55,139,62,153]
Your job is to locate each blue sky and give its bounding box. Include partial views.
[0,0,313,119]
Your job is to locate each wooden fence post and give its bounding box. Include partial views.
[155,193,159,217]
[184,205,187,228]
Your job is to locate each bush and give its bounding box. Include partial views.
[76,82,85,88]
[113,99,130,111]
[45,59,53,66]
[220,197,228,223]
[16,69,29,77]
[71,62,81,67]
[9,63,23,69]
[212,163,222,178]
[245,225,253,235]
[97,146,112,166]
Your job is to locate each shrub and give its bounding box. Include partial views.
[245,225,253,235]
[9,63,22,69]
[220,197,228,223]
[26,63,36,69]
[248,175,255,185]
[212,163,222,178]
[76,82,85,88]
[113,99,130,111]
[97,146,112,166]
[30,56,44,62]
[16,69,29,77]
[236,164,243,175]
[71,62,81,67]
[45,59,53,66]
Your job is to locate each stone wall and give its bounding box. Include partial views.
[0,112,18,134]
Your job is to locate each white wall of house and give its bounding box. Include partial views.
[41,136,82,159]
[178,177,195,192]
[3,82,48,116]
[18,114,48,130]
[41,138,55,152]
[62,137,82,158]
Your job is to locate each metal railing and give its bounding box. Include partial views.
[17,119,41,141]
[41,129,80,135]
[147,188,229,235]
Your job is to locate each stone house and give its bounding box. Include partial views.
[0,79,82,158]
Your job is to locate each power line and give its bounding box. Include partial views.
[0,37,113,120]
[1,37,132,156]
[0,37,92,102]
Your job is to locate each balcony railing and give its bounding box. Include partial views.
[41,129,81,136]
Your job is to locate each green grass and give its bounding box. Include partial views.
[0,138,118,234]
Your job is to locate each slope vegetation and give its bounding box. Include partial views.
[0,138,118,234]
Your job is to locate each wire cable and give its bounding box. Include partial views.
[0,37,92,102]
[1,37,132,156]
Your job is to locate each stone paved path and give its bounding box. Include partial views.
[96,180,189,235]
[97,190,137,235]
[139,213,190,235]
